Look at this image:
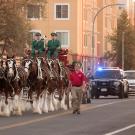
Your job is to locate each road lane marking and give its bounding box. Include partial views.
[0,99,135,131]
[80,99,135,112]
[105,124,135,135]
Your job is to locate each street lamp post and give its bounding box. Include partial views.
[91,3,126,72]
[122,32,125,70]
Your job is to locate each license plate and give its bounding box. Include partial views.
[101,88,107,92]
[102,83,106,85]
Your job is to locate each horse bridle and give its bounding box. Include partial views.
[23,59,33,70]
[5,58,20,81]
[6,59,16,69]
[36,57,44,79]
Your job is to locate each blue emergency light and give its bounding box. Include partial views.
[97,67,103,71]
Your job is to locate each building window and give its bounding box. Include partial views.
[55,3,69,20]
[27,5,42,20]
[55,31,70,47]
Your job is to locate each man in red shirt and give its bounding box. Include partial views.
[69,61,86,114]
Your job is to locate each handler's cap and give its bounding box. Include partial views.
[51,32,57,36]
[35,32,41,36]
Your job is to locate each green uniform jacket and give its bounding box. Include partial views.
[47,39,61,51]
[31,40,44,57]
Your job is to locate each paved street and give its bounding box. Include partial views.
[1,0,135,135]
[0,97,135,135]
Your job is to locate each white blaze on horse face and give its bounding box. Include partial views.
[25,61,31,73]
[37,58,41,66]
[48,60,53,71]
[7,60,14,76]
[37,58,43,79]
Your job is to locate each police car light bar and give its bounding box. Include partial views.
[97,67,120,70]
[103,67,120,69]
[97,67,103,71]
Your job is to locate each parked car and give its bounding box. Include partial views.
[124,70,135,91]
[91,67,129,99]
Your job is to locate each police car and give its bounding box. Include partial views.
[91,67,129,99]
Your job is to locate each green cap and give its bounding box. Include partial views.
[51,32,57,36]
[35,32,41,36]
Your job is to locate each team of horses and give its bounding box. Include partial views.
[0,56,72,116]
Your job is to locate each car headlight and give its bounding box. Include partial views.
[113,81,120,86]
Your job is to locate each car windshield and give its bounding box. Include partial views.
[94,70,121,79]
[124,72,135,79]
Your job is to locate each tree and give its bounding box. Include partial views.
[0,0,30,56]
[108,10,135,70]
[0,0,47,56]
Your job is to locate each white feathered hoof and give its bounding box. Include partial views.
[48,95,55,112]
[69,92,72,109]
[20,101,26,112]
[0,111,3,116]
[43,100,49,113]
[43,106,48,113]
[53,98,60,111]
[25,102,32,111]
[14,95,19,100]
[32,100,42,114]
[37,99,42,114]
[32,100,37,113]
[39,97,44,110]
[61,93,68,110]
[61,102,68,110]
[49,104,54,112]
[42,93,49,113]
[0,106,4,116]
[3,105,11,117]
[16,107,22,116]
[13,106,22,116]
[37,106,42,114]
[0,105,2,116]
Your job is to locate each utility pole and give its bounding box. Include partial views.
[122,32,125,70]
